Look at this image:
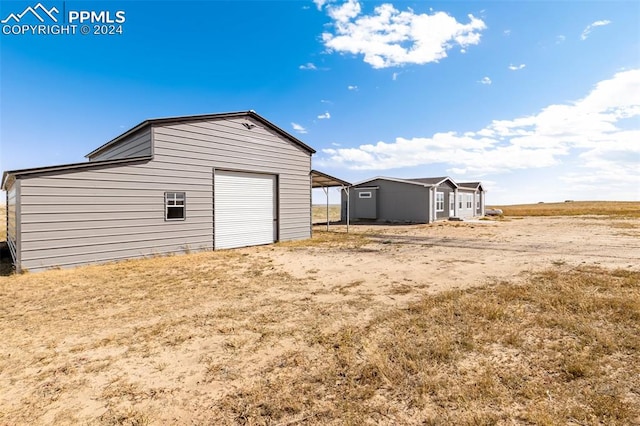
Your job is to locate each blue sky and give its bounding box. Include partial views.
[1,0,638,205]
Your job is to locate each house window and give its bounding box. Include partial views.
[466,194,473,209]
[359,192,372,199]
[436,192,444,212]
[458,194,464,209]
[165,192,185,220]
[476,194,480,210]
[450,192,455,212]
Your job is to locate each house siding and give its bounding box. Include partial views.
[435,180,457,219]
[350,179,429,223]
[457,188,477,219]
[153,117,311,242]
[88,129,152,161]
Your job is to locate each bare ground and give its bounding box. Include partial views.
[0,216,638,424]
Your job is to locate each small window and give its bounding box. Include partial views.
[466,194,473,209]
[476,195,480,209]
[165,192,185,220]
[359,192,372,199]
[458,194,464,209]
[449,192,455,211]
[435,192,444,212]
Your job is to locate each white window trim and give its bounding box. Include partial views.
[435,191,444,212]
[359,191,372,199]
[466,193,473,209]
[165,192,186,221]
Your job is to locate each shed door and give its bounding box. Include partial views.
[214,170,276,249]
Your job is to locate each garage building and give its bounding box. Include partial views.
[2,111,315,272]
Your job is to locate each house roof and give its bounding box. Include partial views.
[86,110,316,158]
[459,182,485,191]
[311,170,351,188]
[1,156,152,190]
[352,176,458,188]
[407,177,458,187]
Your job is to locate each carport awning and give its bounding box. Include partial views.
[311,169,351,188]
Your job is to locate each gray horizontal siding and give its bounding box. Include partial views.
[155,117,311,243]
[351,180,429,223]
[89,129,152,161]
[18,160,214,272]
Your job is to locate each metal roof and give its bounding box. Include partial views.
[86,110,316,158]
[311,170,351,188]
[1,156,152,190]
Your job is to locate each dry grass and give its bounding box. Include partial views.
[1,229,638,425]
[217,266,640,425]
[312,204,341,223]
[493,201,640,218]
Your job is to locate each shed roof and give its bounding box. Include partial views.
[311,170,351,188]
[86,110,316,158]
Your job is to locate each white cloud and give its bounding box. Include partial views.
[392,72,399,81]
[313,0,332,11]
[503,29,511,36]
[508,63,526,71]
[299,62,317,70]
[318,1,486,68]
[320,99,333,104]
[581,19,611,40]
[479,76,492,85]
[556,34,566,44]
[318,70,640,191]
[318,111,331,119]
[291,122,308,134]
[332,142,342,147]
[347,85,358,90]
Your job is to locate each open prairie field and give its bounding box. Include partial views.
[0,204,639,424]
[494,200,640,217]
[312,204,342,223]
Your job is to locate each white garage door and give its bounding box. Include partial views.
[214,170,276,249]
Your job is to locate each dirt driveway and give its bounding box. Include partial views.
[248,216,640,307]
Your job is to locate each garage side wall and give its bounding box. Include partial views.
[152,117,312,242]
[18,161,213,272]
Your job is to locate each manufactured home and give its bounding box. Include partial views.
[2,111,315,272]
[343,176,485,223]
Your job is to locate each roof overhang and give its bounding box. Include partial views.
[87,110,316,159]
[352,176,436,188]
[311,169,351,188]
[1,156,152,190]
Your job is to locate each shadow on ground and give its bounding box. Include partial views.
[0,241,14,276]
